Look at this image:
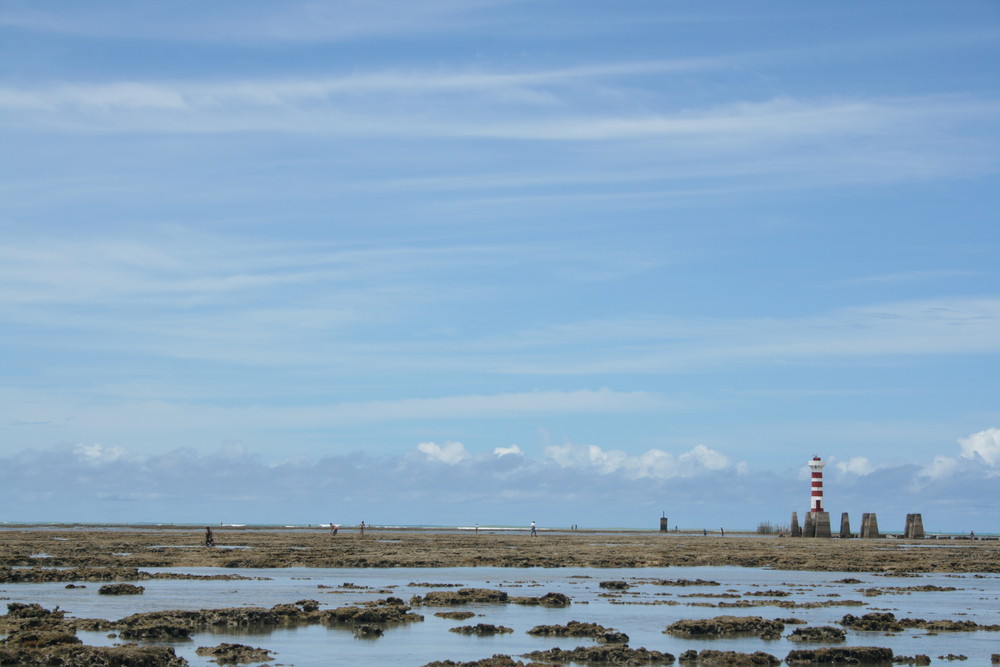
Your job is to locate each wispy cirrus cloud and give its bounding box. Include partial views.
[838,270,980,286]
[0,0,499,43]
[4,76,996,148]
[485,297,1000,375]
[3,228,997,374]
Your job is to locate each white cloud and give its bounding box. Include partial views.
[959,428,1000,467]
[74,442,126,465]
[834,456,875,476]
[918,428,1000,480]
[921,455,962,480]
[544,440,737,480]
[417,440,468,464]
[493,445,523,457]
[678,443,730,471]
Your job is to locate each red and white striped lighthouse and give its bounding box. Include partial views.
[808,455,825,512]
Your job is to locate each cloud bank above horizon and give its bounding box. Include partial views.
[4,428,997,531]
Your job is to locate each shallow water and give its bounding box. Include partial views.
[3,565,999,666]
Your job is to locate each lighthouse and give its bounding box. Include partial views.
[808,455,825,512]
[803,455,832,537]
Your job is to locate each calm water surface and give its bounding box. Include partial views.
[3,565,999,665]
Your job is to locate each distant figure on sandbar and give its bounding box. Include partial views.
[204,527,215,547]
[703,528,707,536]
[530,520,537,537]
[719,527,725,537]
[359,521,365,536]
[330,523,338,536]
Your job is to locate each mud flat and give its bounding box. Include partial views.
[2,527,999,573]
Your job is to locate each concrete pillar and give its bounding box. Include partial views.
[790,512,802,537]
[811,511,832,538]
[860,512,881,539]
[840,512,851,539]
[660,517,669,532]
[904,513,924,539]
[803,511,815,537]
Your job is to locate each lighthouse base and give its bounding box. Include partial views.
[803,511,832,538]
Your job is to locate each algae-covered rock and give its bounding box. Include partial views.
[527,620,627,643]
[423,655,527,667]
[664,615,784,639]
[787,625,847,642]
[411,588,509,606]
[524,645,675,665]
[510,591,571,607]
[449,623,513,636]
[196,642,275,664]
[689,649,780,665]
[786,646,894,664]
[0,643,188,666]
[99,583,145,595]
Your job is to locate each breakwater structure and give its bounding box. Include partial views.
[791,454,925,539]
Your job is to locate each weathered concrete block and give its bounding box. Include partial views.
[840,512,851,539]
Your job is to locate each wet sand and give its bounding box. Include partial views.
[3,527,998,573]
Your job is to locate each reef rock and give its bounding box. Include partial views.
[664,615,784,639]
[195,642,275,664]
[787,626,847,642]
[411,588,509,606]
[786,647,894,664]
[99,583,145,595]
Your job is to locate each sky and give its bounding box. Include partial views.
[1,1,998,531]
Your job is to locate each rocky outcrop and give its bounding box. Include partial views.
[0,643,188,666]
[510,592,571,607]
[652,578,720,586]
[787,626,847,642]
[411,588,509,606]
[0,566,261,583]
[99,583,145,595]
[664,615,784,639]
[840,612,1000,634]
[195,642,274,664]
[449,624,513,636]
[786,647,894,664]
[679,649,780,665]
[435,611,476,620]
[527,620,627,643]
[423,656,527,667]
[322,597,423,625]
[523,645,674,665]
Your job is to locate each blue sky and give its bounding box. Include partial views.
[2,1,998,530]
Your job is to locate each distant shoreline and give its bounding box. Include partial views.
[1,522,995,539]
[2,526,998,573]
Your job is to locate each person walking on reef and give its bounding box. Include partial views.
[359,521,365,537]
[719,527,725,537]
[330,522,338,536]
[204,527,215,547]
[530,520,537,537]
